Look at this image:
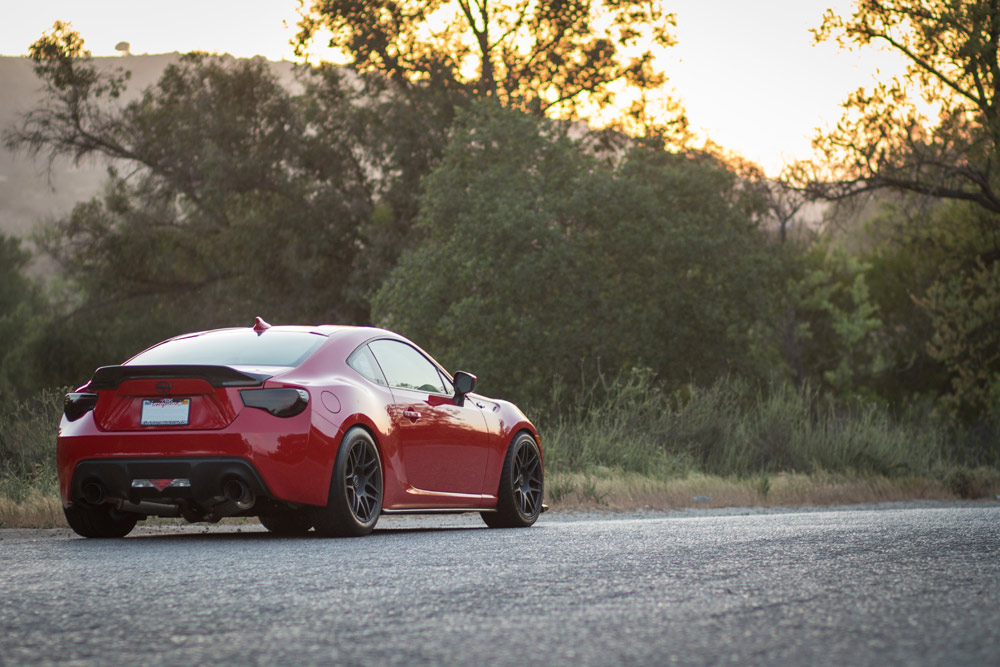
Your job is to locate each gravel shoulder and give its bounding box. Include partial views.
[3,498,997,540]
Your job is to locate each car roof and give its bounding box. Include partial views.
[170,324,409,352]
[166,324,388,340]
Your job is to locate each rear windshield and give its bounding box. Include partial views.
[127,329,326,368]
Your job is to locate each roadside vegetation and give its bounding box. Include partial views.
[541,372,999,509]
[3,2,1000,526]
[0,389,63,527]
[2,374,996,528]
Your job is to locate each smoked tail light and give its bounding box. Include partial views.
[64,392,99,422]
[240,388,309,418]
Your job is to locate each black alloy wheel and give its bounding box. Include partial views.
[345,436,381,523]
[313,427,383,537]
[482,432,543,528]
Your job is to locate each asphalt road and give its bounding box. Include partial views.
[1,503,998,665]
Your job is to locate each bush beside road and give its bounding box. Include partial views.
[2,378,997,529]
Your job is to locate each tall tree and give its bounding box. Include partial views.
[303,63,466,295]
[295,2,689,304]
[793,0,1000,218]
[295,0,684,133]
[373,102,776,406]
[788,2,1000,421]
[4,24,375,381]
[0,235,48,403]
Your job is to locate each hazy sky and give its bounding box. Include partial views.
[0,0,908,176]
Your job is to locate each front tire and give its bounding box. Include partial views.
[482,432,543,528]
[313,427,383,537]
[64,503,138,538]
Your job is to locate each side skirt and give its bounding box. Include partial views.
[381,505,548,515]
[381,507,495,515]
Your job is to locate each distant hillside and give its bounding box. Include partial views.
[0,54,297,239]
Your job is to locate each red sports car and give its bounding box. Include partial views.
[58,318,544,538]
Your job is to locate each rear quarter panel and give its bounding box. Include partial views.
[274,336,406,506]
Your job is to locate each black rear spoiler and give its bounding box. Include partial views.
[88,365,272,390]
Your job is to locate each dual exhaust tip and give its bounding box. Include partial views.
[222,478,255,510]
[81,478,256,511]
[82,481,106,505]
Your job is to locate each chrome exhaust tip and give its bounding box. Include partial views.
[222,479,255,511]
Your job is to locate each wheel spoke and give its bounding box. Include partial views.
[511,441,541,517]
[342,441,381,522]
[361,456,377,475]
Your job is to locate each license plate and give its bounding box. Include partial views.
[141,398,190,426]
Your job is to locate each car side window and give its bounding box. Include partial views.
[368,339,448,395]
[347,344,388,386]
[437,368,454,395]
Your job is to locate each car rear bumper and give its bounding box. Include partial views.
[68,457,270,507]
[57,410,340,508]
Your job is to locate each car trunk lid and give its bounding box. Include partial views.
[88,365,272,431]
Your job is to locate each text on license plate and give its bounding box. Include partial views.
[141,398,190,426]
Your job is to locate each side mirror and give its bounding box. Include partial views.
[453,371,477,405]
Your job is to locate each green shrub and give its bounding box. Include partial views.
[0,388,64,502]
[540,368,695,477]
[540,373,947,479]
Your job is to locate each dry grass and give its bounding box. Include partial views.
[0,491,66,528]
[1,472,995,529]
[544,470,970,511]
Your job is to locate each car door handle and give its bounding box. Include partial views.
[402,409,420,422]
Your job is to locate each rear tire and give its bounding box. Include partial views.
[258,511,313,535]
[64,503,138,538]
[313,427,383,537]
[481,432,543,528]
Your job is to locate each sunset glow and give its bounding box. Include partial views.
[0,0,914,176]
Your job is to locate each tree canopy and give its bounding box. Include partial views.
[372,103,777,406]
[295,0,684,135]
[778,1,1000,422]
[3,25,377,380]
[793,0,1000,218]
